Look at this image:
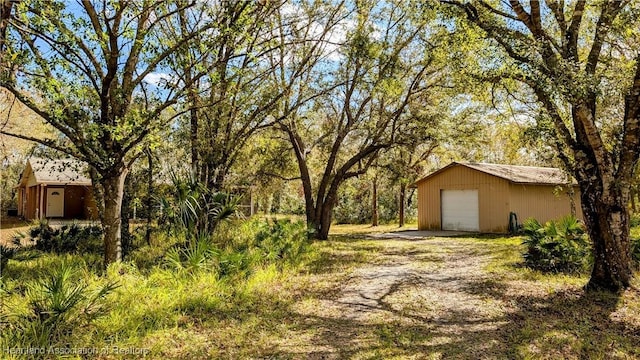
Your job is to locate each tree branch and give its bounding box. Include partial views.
[566,0,586,60]
[618,53,640,180]
[0,129,83,160]
[257,171,301,182]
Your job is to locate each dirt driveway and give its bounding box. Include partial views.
[287,236,508,358]
[273,233,640,359]
[0,217,30,246]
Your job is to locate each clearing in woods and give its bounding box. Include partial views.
[265,226,640,359]
[2,223,639,358]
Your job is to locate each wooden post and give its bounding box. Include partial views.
[372,175,378,227]
[399,183,406,227]
[17,187,22,217]
[39,184,45,219]
[250,187,255,216]
[22,188,25,217]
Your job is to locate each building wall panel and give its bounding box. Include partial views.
[21,184,98,220]
[26,170,37,187]
[417,165,511,233]
[509,184,583,225]
[26,186,38,220]
[64,186,85,219]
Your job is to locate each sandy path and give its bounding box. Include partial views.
[334,240,504,324]
[0,225,29,246]
[287,238,511,358]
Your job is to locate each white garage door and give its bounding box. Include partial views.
[441,189,479,231]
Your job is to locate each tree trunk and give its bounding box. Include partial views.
[145,148,153,246]
[579,183,633,291]
[372,176,378,227]
[307,192,337,241]
[568,185,577,218]
[189,105,199,176]
[120,174,132,259]
[306,211,321,240]
[101,169,128,265]
[0,0,15,84]
[265,194,273,215]
[399,183,406,227]
[314,202,334,240]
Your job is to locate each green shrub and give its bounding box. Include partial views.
[157,172,240,238]
[165,234,219,274]
[128,243,171,272]
[166,218,312,279]
[0,261,118,350]
[522,215,591,273]
[24,220,103,254]
[218,249,259,277]
[254,219,311,267]
[157,216,314,283]
[0,245,16,274]
[214,218,310,277]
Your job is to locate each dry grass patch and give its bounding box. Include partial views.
[329,223,416,236]
[258,233,640,359]
[3,223,639,359]
[0,217,30,246]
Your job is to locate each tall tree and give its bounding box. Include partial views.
[277,0,445,239]
[171,1,275,189]
[371,170,379,226]
[0,1,214,265]
[171,1,340,196]
[381,142,437,228]
[377,85,465,226]
[443,1,640,290]
[0,0,14,84]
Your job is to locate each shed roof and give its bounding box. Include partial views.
[414,162,574,186]
[19,158,92,186]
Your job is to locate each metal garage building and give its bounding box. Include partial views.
[414,162,582,233]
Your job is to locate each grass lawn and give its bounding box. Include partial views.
[326,222,417,236]
[1,222,639,359]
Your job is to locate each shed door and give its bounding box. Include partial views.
[441,189,479,231]
[46,188,65,218]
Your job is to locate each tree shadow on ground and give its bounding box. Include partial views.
[169,235,638,359]
[306,242,377,275]
[270,280,637,359]
[262,236,640,359]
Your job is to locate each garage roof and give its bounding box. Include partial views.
[415,162,574,186]
[19,158,92,186]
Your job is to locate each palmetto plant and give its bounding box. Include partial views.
[522,215,590,273]
[0,245,16,274]
[1,262,118,348]
[165,233,219,273]
[30,264,117,322]
[159,172,240,240]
